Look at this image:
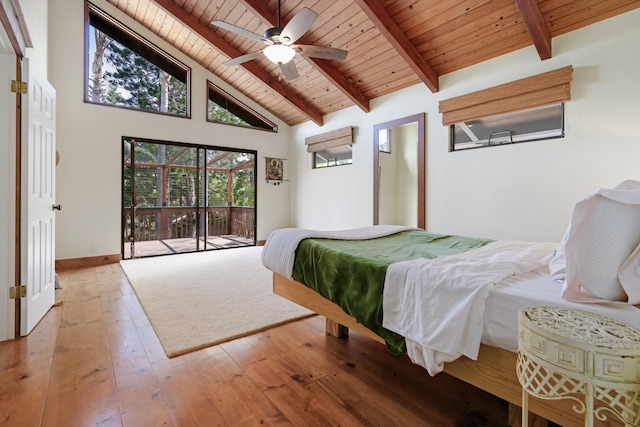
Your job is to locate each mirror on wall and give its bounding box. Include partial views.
[373,113,425,229]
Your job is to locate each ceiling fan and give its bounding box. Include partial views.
[211,1,348,80]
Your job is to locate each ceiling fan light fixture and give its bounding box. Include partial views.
[264,44,296,64]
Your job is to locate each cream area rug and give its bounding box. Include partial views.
[120,246,314,357]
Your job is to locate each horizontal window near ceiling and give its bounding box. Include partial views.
[313,145,353,169]
[450,102,564,151]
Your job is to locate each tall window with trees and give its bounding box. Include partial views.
[85,2,190,117]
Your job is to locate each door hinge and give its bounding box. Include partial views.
[10,80,28,94]
[10,285,26,299]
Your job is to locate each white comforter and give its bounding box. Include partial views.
[383,240,557,375]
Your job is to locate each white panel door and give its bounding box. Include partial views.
[20,58,56,335]
[0,52,16,341]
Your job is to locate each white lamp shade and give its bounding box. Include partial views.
[264,44,296,64]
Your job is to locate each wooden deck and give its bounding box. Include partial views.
[124,235,254,259]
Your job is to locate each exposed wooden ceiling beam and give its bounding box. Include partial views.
[514,0,552,60]
[353,0,439,93]
[151,0,324,126]
[240,0,371,113]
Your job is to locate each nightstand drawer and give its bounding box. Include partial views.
[520,327,585,373]
[594,352,640,382]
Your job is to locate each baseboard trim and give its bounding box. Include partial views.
[55,254,121,269]
[56,244,264,269]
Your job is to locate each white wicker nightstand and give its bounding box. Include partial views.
[517,305,640,427]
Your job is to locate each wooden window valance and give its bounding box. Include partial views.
[439,66,573,126]
[305,126,353,153]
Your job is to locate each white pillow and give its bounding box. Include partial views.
[619,243,640,304]
[574,197,640,299]
[548,228,568,282]
[560,180,640,303]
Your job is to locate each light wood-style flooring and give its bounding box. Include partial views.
[0,263,510,426]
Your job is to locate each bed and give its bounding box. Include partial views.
[262,182,640,427]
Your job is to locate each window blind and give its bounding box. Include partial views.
[439,66,573,126]
[305,126,353,153]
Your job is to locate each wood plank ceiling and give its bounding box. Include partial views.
[105,0,640,126]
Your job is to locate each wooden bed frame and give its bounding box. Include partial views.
[273,273,624,427]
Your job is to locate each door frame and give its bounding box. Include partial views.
[0,0,31,341]
[0,44,17,342]
[0,0,54,341]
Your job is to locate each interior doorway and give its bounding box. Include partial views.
[122,137,256,259]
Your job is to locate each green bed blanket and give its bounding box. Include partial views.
[291,229,493,354]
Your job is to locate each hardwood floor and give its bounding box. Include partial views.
[0,263,510,427]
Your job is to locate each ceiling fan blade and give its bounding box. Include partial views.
[223,51,264,66]
[280,60,299,80]
[280,7,318,44]
[211,21,267,43]
[293,45,348,61]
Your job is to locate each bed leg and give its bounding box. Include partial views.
[508,403,550,427]
[326,318,349,338]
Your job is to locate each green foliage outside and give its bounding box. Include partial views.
[208,102,251,127]
[101,38,187,115]
[123,140,255,209]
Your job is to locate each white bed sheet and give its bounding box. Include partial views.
[482,266,640,353]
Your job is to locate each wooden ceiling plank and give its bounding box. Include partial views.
[398,0,466,34]
[152,0,324,125]
[174,24,193,50]
[419,9,526,63]
[366,74,420,98]
[240,0,371,112]
[300,2,360,42]
[545,0,640,37]
[188,0,208,19]
[184,33,204,56]
[317,10,372,48]
[353,0,439,92]
[336,37,399,72]
[388,0,428,25]
[192,42,213,64]
[412,3,516,51]
[133,0,150,22]
[149,5,167,35]
[514,0,552,59]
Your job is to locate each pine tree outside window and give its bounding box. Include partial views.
[85,2,190,117]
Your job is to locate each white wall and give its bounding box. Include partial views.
[291,9,640,243]
[20,0,47,78]
[48,0,292,260]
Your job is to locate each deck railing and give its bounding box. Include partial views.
[123,206,255,242]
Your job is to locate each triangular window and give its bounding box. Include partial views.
[85,1,190,117]
[207,81,277,132]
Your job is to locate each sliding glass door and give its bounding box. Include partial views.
[122,138,256,259]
